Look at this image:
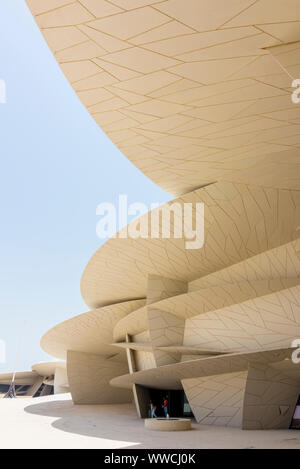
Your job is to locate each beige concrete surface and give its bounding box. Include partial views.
[67,351,132,405]
[22,2,300,433]
[0,394,299,449]
[26,0,300,196]
[145,418,192,431]
[31,361,66,377]
[35,182,300,428]
[0,371,38,386]
[41,300,145,360]
[81,182,300,308]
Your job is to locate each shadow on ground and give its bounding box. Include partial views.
[24,396,300,449]
[24,397,198,449]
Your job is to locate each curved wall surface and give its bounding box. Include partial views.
[25,1,300,428]
[81,182,300,308]
[26,0,300,196]
[39,182,300,426]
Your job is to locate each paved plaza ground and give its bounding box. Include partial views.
[0,394,299,449]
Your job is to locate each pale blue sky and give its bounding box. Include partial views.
[0,0,171,373]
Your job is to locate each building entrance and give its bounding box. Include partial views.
[148,388,193,418]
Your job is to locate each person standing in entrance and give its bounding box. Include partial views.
[162,396,169,418]
[150,400,157,418]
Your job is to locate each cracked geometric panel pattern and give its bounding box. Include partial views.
[268,41,300,82]
[110,347,292,390]
[147,274,187,305]
[189,239,300,291]
[67,350,132,404]
[24,1,300,428]
[26,0,300,195]
[81,182,300,308]
[133,350,156,372]
[41,299,145,360]
[111,280,300,370]
[130,330,157,372]
[147,308,185,366]
[182,371,248,426]
[243,362,300,429]
[113,305,148,342]
[147,275,186,368]
[147,278,300,320]
[184,285,300,353]
[112,239,300,338]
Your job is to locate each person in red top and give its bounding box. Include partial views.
[162,396,168,418]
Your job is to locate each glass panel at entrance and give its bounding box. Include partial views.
[183,392,192,417]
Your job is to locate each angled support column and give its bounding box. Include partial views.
[125,333,136,374]
[133,384,150,419]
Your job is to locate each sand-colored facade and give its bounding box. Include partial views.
[0,362,68,398]
[23,0,300,430]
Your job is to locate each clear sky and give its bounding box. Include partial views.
[0,0,171,373]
